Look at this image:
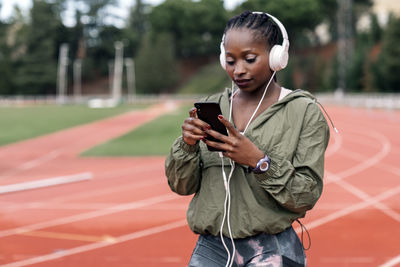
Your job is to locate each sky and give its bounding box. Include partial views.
[0,0,245,25]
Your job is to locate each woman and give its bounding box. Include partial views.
[165,11,330,267]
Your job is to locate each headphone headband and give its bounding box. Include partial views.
[252,11,289,45]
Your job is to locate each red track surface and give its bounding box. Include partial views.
[0,103,399,267]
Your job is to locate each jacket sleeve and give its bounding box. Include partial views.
[165,136,202,195]
[254,103,330,214]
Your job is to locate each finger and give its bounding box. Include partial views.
[183,132,206,142]
[217,115,240,136]
[184,115,210,129]
[182,123,207,137]
[194,119,212,132]
[189,107,197,118]
[185,115,211,132]
[203,139,231,152]
[205,129,231,144]
[222,151,232,158]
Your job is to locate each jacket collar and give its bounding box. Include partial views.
[219,88,315,132]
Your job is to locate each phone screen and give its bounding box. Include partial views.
[194,102,228,151]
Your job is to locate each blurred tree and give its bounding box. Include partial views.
[0,4,28,94]
[92,25,124,74]
[375,15,400,92]
[13,0,67,95]
[236,0,330,45]
[347,44,367,91]
[124,0,149,57]
[135,32,179,94]
[345,12,382,92]
[0,0,388,95]
[149,0,227,58]
[368,13,382,43]
[0,21,14,94]
[236,0,372,46]
[73,0,118,46]
[235,0,377,92]
[69,10,85,60]
[70,0,124,80]
[196,0,228,55]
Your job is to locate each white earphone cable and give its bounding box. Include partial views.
[241,71,276,134]
[228,81,236,122]
[226,158,235,267]
[219,152,236,267]
[219,153,231,265]
[218,72,276,266]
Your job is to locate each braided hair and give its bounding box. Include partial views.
[223,11,280,49]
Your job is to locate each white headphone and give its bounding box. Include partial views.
[219,11,289,72]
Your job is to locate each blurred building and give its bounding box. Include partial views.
[373,0,400,24]
[358,0,400,31]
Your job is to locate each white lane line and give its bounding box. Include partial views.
[27,164,165,204]
[325,129,391,185]
[0,219,187,267]
[0,202,188,211]
[19,150,60,170]
[323,127,400,221]
[295,185,400,233]
[0,150,60,178]
[325,129,343,157]
[0,172,93,195]
[379,255,400,267]
[0,178,164,213]
[327,171,400,222]
[337,147,400,176]
[295,128,398,231]
[0,193,180,239]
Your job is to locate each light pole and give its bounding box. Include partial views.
[112,41,124,104]
[125,58,136,102]
[57,43,69,104]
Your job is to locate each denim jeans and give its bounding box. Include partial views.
[188,226,306,267]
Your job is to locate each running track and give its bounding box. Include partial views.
[0,103,399,266]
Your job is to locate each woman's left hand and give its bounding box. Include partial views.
[204,115,265,168]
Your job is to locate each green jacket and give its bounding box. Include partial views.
[165,89,330,238]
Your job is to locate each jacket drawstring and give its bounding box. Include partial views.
[296,219,311,250]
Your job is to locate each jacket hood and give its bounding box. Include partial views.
[270,88,338,133]
[217,87,337,134]
[276,89,316,105]
[215,88,317,135]
[259,89,316,119]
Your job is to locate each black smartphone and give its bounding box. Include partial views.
[194,102,228,151]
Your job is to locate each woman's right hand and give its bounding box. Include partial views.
[182,107,210,146]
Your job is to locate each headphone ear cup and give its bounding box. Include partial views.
[269,45,288,71]
[219,42,226,69]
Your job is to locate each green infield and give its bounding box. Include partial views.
[178,62,230,95]
[82,104,192,157]
[0,104,145,146]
